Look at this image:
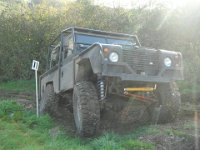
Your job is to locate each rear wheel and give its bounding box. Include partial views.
[152,82,181,123]
[39,84,58,116]
[73,81,100,137]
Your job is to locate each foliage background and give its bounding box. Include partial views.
[0,0,200,101]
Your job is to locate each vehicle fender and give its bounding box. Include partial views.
[74,44,103,82]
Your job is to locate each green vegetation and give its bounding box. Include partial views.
[0,80,35,93]
[0,0,199,147]
[0,100,197,150]
[0,0,199,100]
[0,100,157,150]
[122,140,155,150]
[0,100,88,150]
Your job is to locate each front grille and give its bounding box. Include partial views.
[123,49,160,76]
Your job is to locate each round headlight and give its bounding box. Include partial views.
[109,52,119,62]
[164,57,172,67]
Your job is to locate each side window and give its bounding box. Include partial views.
[50,45,60,68]
[63,35,74,59]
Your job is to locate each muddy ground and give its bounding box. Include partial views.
[1,90,200,150]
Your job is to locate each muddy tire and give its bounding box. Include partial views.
[73,81,100,137]
[153,82,181,123]
[39,84,57,116]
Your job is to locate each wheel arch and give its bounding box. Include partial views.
[40,80,54,99]
[74,45,103,83]
[75,58,97,83]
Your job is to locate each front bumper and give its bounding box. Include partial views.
[102,62,184,83]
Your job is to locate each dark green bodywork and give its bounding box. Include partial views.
[39,27,183,99]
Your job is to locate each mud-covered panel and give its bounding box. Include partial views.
[40,69,59,99]
[60,61,74,91]
[74,45,102,82]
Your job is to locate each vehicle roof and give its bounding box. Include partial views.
[62,27,136,38]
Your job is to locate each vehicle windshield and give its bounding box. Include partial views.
[75,34,137,46]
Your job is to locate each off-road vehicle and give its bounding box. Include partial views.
[39,27,183,137]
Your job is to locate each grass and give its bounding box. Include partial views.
[0,100,156,150]
[0,100,89,150]
[0,99,197,150]
[0,80,35,93]
[0,80,195,149]
[0,80,156,149]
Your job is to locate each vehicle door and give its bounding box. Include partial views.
[40,44,61,93]
[60,33,75,91]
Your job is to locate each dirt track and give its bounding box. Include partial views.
[45,102,200,150]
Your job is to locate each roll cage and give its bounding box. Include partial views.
[46,27,141,70]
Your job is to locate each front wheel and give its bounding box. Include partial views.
[152,82,181,123]
[73,81,100,137]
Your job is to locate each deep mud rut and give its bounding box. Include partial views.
[1,90,200,150]
[50,102,200,150]
[53,95,153,135]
